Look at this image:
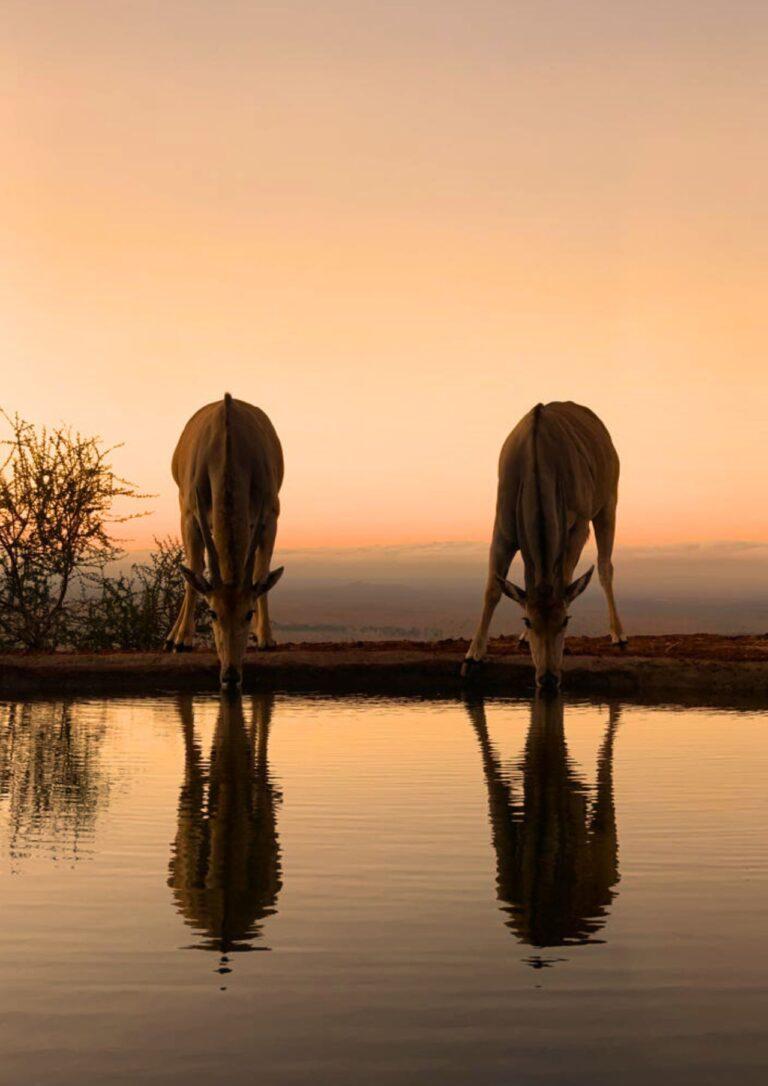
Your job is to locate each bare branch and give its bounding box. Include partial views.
[0,409,148,650]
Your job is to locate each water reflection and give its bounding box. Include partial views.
[168,693,283,970]
[0,700,108,865]
[466,694,620,957]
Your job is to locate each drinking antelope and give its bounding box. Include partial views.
[167,394,284,690]
[463,401,626,688]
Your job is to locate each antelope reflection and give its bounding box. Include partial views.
[467,694,620,953]
[168,693,282,966]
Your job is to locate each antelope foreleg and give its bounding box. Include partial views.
[170,510,205,652]
[462,532,516,675]
[593,504,627,646]
[251,513,279,650]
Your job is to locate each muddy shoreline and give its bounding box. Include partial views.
[1,635,766,706]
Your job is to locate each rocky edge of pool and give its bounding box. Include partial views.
[1,634,767,702]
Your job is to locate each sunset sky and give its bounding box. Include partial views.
[3,1,767,550]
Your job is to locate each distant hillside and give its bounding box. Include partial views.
[112,540,768,642]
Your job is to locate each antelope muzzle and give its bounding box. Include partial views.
[220,665,242,692]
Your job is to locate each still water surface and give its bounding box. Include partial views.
[0,693,766,1084]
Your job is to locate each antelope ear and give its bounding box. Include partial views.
[565,565,594,603]
[180,565,211,595]
[252,566,284,598]
[496,575,527,607]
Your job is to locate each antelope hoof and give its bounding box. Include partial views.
[611,636,629,650]
[164,639,175,653]
[461,656,484,679]
[173,643,191,654]
[256,639,277,652]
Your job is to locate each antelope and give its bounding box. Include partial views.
[167,394,284,690]
[462,402,627,689]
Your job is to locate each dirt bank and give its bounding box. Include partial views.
[1,635,766,705]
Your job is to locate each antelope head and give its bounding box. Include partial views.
[496,567,594,690]
[181,491,283,691]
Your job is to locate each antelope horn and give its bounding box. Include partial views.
[195,487,222,587]
[242,520,261,588]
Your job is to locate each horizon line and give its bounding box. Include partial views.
[114,537,768,556]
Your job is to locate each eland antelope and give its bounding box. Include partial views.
[167,394,284,690]
[462,402,626,688]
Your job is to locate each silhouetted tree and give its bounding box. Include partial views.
[70,537,209,651]
[0,410,146,649]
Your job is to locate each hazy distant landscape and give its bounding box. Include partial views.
[119,540,768,642]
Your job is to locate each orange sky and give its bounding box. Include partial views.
[2,1,766,550]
